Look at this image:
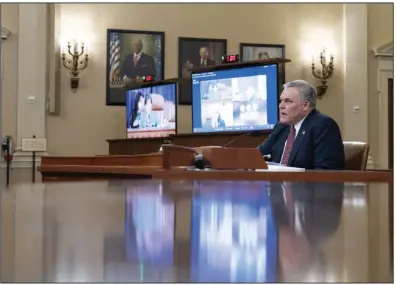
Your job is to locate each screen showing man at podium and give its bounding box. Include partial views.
[191,64,279,134]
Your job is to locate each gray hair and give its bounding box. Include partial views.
[283,80,317,108]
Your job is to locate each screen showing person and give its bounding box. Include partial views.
[124,184,175,281]
[190,182,277,282]
[191,64,279,134]
[126,83,177,139]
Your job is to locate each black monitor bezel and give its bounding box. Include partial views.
[125,78,179,140]
[190,61,280,136]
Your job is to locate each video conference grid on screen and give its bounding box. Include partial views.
[191,64,279,134]
[126,83,177,139]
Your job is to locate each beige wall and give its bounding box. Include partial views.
[368,3,393,49]
[1,4,19,144]
[0,3,392,156]
[367,3,393,163]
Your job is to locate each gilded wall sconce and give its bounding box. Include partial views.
[311,50,334,99]
[61,41,89,93]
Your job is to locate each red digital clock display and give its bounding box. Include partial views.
[222,54,240,63]
[228,55,237,62]
[142,75,154,82]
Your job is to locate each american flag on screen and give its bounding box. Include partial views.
[109,32,121,83]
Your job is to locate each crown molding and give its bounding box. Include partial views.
[373,41,393,57]
[1,26,11,40]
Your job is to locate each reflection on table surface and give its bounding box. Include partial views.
[1,179,392,283]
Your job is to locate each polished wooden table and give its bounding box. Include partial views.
[1,178,392,282]
[39,163,393,183]
[38,151,394,184]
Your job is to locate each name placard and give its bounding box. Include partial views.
[21,138,47,152]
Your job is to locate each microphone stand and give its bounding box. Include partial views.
[223,131,262,148]
[223,133,250,148]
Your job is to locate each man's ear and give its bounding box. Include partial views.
[302,101,310,111]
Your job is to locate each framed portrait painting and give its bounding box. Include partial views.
[178,37,227,105]
[240,43,286,94]
[106,29,165,106]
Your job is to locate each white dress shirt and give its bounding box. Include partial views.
[134,51,142,63]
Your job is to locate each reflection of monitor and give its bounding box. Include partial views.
[191,64,279,134]
[190,182,277,282]
[126,82,177,139]
[125,186,175,267]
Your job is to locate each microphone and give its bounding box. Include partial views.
[194,154,206,169]
[262,154,272,161]
[223,130,262,147]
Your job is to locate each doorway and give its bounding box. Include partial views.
[388,78,393,170]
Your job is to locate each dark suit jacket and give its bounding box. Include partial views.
[258,109,345,170]
[120,53,156,79]
[193,58,216,67]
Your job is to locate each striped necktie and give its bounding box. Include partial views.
[281,125,296,165]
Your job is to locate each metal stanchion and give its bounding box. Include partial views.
[32,135,36,183]
[2,136,12,187]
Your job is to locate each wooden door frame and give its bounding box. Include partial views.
[387,78,393,170]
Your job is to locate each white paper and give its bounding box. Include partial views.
[256,164,305,172]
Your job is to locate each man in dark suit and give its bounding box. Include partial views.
[193,46,216,67]
[120,39,156,83]
[258,80,345,170]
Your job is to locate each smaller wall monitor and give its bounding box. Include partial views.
[191,63,279,134]
[126,80,177,139]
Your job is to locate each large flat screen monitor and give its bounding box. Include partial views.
[126,82,177,139]
[191,63,279,134]
[190,181,278,282]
